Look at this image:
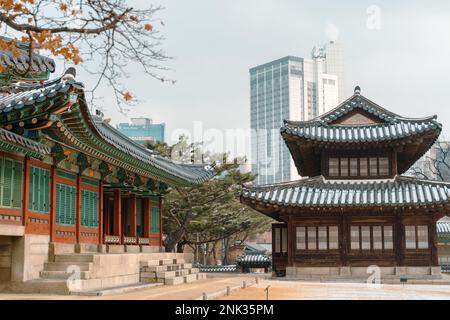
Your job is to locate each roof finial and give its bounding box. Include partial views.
[62,67,76,82]
[354,85,361,95]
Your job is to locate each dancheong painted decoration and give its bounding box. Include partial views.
[0,39,212,255]
[241,85,450,278]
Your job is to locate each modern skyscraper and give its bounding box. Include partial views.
[250,42,343,185]
[117,117,165,145]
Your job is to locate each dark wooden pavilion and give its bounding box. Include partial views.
[241,86,450,278]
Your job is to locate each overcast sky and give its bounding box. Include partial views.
[74,0,450,148]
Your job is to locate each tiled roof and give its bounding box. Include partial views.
[0,77,213,185]
[0,127,51,155]
[0,38,55,74]
[281,94,442,143]
[93,121,213,184]
[318,94,403,124]
[236,254,271,267]
[282,118,441,143]
[0,78,74,114]
[199,265,237,273]
[437,222,450,234]
[241,176,450,208]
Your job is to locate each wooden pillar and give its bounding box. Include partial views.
[395,213,404,266]
[340,213,348,266]
[76,174,81,243]
[129,194,137,238]
[287,217,294,267]
[104,195,110,237]
[50,165,57,242]
[430,216,439,266]
[143,197,150,238]
[22,157,30,228]
[159,197,163,247]
[113,189,122,242]
[121,198,127,236]
[98,181,103,244]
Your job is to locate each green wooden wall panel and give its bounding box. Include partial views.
[56,183,76,226]
[0,156,23,209]
[150,206,160,233]
[81,189,98,228]
[29,166,50,213]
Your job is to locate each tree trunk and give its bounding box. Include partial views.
[176,241,184,253]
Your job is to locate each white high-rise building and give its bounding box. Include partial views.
[250,42,343,185]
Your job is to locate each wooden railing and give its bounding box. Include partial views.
[104,235,121,244]
[123,236,137,244]
[138,237,150,245]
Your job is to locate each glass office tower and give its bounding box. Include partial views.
[250,42,343,185]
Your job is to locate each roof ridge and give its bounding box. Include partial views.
[243,176,324,190]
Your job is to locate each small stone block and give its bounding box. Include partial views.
[197,273,207,280]
[431,267,442,276]
[156,271,176,279]
[395,267,407,276]
[184,274,197,283]
[140,272,156,279]
[189,268,199,274]
[146,265,167,272]
[165,276,184,285]
[160,259,173,265]
[125,245,140,253]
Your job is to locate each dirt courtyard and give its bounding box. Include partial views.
[219,279,450,300]
[2,276,450,300]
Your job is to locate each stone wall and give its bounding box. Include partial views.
[0,236,12,282]
[11,235,50,282]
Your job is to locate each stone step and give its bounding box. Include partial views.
[44,262,93,272]
[176,269,190,277]
[167,264,182,271]
[144,265,167,272]
[197,273,207,280]
[156,270,176,279]
[160,259,174,265]
[165,276,184,286]
[184,274,197,283]
[140,271,156,279]
[40,270,91,280]
[181,263,192,269]
[71,282,164,296]
[175,258,185,264]
[54,254,95,263]
[20,279,70,295]
[140,260,160,267]
[189,268,199,274]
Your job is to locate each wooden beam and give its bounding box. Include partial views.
[76,174,81,243]
[159,197,163,247]
[22,157,30,229]
[50,165,57,242]
[129,194,137,238]
[98,181,103,245]
[143,197,150,238]
[113,189,122,243]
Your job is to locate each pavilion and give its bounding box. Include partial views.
[241,86,450,278]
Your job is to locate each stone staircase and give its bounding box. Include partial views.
[22,252,206,295]
[140,257,206,285]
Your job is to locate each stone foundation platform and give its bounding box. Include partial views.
[285,266,442,283]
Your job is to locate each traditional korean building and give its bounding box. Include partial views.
[0,41,211,286]
[241,86,450,278]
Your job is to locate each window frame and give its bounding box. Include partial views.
[324,153,393,179]
[349,224,394,253]
[404,224,429,250]
[295,225,340,253]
